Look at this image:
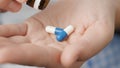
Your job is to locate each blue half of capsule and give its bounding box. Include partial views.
[55,28,68,42]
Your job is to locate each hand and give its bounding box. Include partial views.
[0,13,81,68]
[0,0,118,68]
[0,0,26,12]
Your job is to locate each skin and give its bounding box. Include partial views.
[0,0,26,12]
[0,0,120,68]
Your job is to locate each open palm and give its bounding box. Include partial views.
[0,14,82,68]
[0,0,116,68]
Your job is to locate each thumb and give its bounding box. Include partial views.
[61,40,88,67]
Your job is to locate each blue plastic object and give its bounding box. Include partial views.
[55,28,68,42]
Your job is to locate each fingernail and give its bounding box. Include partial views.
[16,0,27,3]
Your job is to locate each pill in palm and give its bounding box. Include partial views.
[45,25,74,42]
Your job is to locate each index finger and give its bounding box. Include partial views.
[0,23,27,37]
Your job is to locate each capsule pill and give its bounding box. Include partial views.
[45,25,74,42]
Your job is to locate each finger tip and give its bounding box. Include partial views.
[61,54,74,67]
[13,4,22,12]
[61,48,78,67]
[7,1,22,12]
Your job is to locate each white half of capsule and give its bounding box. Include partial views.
[64,25,74,35]
[34,0,41,9]
[45,26,56,34]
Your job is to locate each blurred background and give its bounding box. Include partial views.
[0,4,39,24]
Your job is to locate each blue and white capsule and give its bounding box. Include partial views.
[45,25,74,42]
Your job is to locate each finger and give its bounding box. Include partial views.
[0,9,7,12]
[0,23,27,37]
[0,0,21,12]
[5,1,22,12]
[0,38,15,48]
[0,44,49,66]
[61,22,114,67]
[0,0,11,8]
